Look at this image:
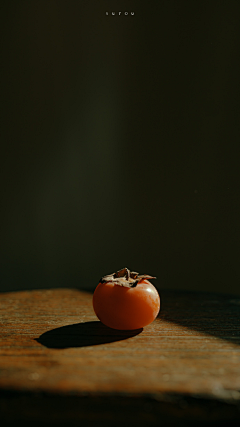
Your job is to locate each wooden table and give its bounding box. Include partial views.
[0,288,240,426]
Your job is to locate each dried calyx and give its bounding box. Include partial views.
[100,267,156,288]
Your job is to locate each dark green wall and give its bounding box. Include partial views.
[1,1,240,295]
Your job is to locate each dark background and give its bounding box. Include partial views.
[1,1,240,295]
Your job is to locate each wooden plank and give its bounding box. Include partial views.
[0,288,240,424]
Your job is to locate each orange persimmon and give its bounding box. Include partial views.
[93,268,160,330]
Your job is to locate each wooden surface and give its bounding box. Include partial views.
[0,288,240,425]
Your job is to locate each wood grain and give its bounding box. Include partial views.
[0,288,240,425]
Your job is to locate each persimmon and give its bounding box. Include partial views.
[93,267,160,330]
